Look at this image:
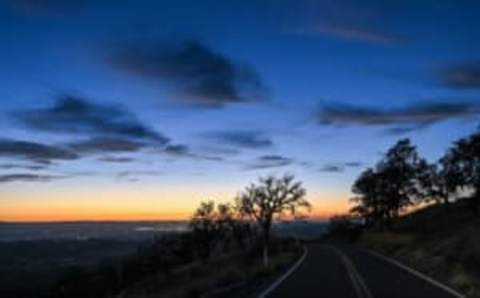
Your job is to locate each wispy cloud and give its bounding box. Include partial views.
[344,161,362,167]
[279,0,407,46]
[318,161,362,173]
[109,40,268,107]
[317,101,480,134]
[0,139,78,164]
[116,170,163,179]
[67,137,146,154]
[440,62,480,89]
[14,95,169,144]
[206,130,273,149]
[98,156,134,163]
[164,144,190,156]
[318,165,344,173]
[0,163,47,170]
[0,173,66,183]
[290,24,406,46]
[163,144,223,161]
[245,155,293,170]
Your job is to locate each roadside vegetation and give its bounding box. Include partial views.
[360,199,480,297]
[44,175,310,298]
[327,128,480,297]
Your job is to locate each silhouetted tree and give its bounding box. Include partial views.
[350,168,388,229]
[350,139,426,230]
[190,201,221,259]
[376,139,425,223]
[215,202,247,252]
[236,175,310,266]
[416,155,462,210]
[225,201,257,251]
[448,129,480,214]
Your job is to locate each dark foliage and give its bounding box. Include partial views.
[46,233,195,298]
[350,139,425,230]
[448,129,480,213]
[326,215,362,242]
[350,128,480,231]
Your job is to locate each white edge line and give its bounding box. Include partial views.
[365,249,465,298]
[257,247,308,298]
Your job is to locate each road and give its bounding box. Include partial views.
[264,244,462,298]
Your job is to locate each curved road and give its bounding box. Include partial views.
[265,244,462,298]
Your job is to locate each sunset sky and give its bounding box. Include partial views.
[1,0,480,222]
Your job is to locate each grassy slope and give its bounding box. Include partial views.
[359,199,480,297]
[119,241,301,298]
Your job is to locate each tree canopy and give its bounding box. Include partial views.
[236,175,310,265]
[350,129,480,230]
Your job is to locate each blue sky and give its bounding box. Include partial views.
[1,0,479,221]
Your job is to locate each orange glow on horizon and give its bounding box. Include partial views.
[0,188,351,222]
[0,202,349,223]
[1,212,191,223]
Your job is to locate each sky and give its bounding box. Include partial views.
[1,0,480,222]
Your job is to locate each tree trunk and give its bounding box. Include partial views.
[443,194,450,211]
[263,222,271,267]
[263,243,269,267]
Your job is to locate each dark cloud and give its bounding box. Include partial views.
[344,161,362,167]
[0,139,78,164]
[117,171,163,179]
[62,170,97,177]
[317,101,480,134]
[0,173,66,183]
[67,137,146,154]
[98,156,134,163]
[199,146,241,156]
[15,95,169,144]
[246,155,293,170]
[207,131,273,149]
[384,126,419,136]
[164,144,190,156]
[163,144,224,161]
[0,163,47,170]
[318,165,344,173]
[109,40,268,107]
[440,62,480,89]
[318,161,362,173]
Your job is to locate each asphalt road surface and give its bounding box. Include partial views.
[265,244,461,298]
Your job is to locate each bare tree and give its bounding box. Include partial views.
[224,202,257,251]
[236,175,310,266]
[190,201,220,260]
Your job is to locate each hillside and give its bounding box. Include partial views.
[359,198,480,297]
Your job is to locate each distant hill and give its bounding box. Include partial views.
[359,198,480,297]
